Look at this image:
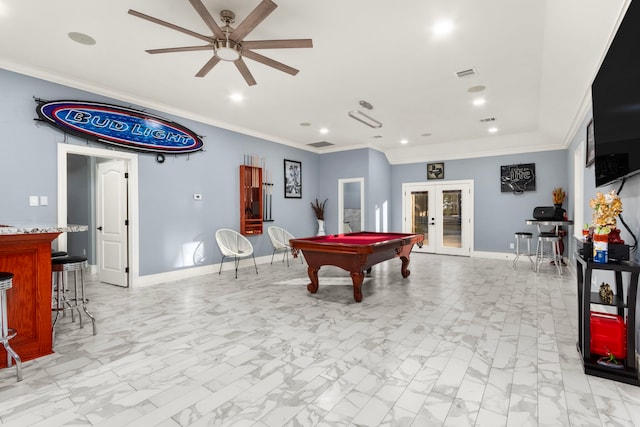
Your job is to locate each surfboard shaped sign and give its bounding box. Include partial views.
[36,100,204,154]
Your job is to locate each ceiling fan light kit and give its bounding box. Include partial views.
[214,39,240,61]
[128,0,312,86]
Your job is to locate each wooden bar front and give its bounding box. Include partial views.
[0,232,60,365]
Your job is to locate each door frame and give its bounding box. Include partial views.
[402,179,474,256]
[338,177,365,234]
[57,144,139,287]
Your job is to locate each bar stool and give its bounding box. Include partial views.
[535,232,562,276]
[0,272,22,381]
[52,256,96,345]
[513,232,534,270]
[51,251,67,258]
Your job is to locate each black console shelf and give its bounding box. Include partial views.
[576,254,639,386]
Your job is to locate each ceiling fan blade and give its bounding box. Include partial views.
[195,56,221,77]
[241,39,313,49]
[242,49,299,76]
[230,0,277,42]
[146,45,213,54]
[128,9,213,43]
[188,0,225,39]
[234,59,257,86]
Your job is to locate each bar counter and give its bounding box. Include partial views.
[0,224,88,366]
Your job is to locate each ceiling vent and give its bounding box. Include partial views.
[480,117,496,123]
[307,141,334,148]
[455,68,478,78]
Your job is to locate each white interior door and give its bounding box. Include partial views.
[97,160,129,287]
[402,180,473,256]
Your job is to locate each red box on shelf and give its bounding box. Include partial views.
[590,311,626,359]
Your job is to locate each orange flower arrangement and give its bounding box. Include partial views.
[590,189,623,229]
[552,187,566,205]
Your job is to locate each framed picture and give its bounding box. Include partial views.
[284,159,302,198]
[586,119,595,167]
[427,162,445,180]
[500,163,536,193]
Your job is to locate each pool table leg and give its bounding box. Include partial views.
[351,271,365,302]
[306,266,320,294]
[400,256,411,278]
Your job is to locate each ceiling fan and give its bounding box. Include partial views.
[128,0,313,86]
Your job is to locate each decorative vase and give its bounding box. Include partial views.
[608,228,624,244]
[316,219,325,236]
[593,233,609,264]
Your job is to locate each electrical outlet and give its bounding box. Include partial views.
[39,196,48,206]
[509,242,515,249]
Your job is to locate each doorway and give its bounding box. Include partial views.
[338,178,364,233]
[402,180,473,256]
[57,144,139,287]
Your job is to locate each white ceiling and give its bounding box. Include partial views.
[0,0,630,164]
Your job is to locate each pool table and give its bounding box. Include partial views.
[289,231,424,302]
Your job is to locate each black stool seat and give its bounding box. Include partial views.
[52,255,87,266]
[51,251,68,258]
[539,231,558,237]
[514,232,533,237]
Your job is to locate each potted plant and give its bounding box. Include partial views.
[311,198,327,235]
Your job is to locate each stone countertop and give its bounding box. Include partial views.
[0,224,89,235]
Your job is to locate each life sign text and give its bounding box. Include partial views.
[37,100,204,154]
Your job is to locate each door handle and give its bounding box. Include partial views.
[97,226,103,231]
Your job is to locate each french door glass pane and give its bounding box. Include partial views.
[442,190,462,248]
[411,191,429,245]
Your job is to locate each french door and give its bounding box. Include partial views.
[402,180,473,256]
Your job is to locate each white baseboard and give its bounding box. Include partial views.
[133,254,273,287]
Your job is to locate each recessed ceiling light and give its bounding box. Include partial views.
[433,20,454,37]
[299,122,311,127]
[400,139,409,144]
[319,127,329,135]
[468,85,486,93]
[229,93,244,102]
[68,32,96,45]
[473,98,486,106]
[488,127,498,133]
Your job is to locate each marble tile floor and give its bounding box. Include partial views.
[1,254,639,426]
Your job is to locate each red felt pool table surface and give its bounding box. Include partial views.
[289,231,424,302]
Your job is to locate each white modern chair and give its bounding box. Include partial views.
[215,229,258,279]
[267,226,301,267]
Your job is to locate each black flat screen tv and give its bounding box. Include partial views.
[591,1,640,187]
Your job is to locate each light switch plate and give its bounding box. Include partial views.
[29,196,39,206]
[39,196,48,206]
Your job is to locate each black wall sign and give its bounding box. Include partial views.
[500,163,536,193]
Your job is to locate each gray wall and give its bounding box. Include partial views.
[0,68,322,276]
[391,151,568,253]
[317,149,369,235]
[368,149,392,232]
[67,154,91,260]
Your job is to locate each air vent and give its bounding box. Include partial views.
[480,117,496,123]
[455,68,478,78]
[307,141,334,148]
